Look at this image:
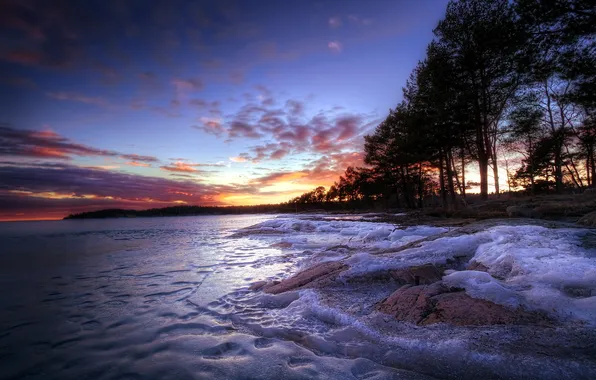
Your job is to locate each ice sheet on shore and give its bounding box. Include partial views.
[241,216,596,324]
[238,216,447,250]
[344,224,596,324]
[455,225,596,323]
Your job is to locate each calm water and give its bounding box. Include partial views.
[1,214,594,380]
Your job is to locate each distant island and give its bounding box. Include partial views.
[63,205,297,219]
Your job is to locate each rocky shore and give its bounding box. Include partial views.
[251,209,596,327]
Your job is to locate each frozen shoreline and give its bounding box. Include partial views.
[239,214,596,379]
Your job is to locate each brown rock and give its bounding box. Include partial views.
[378,284,551,326]
[420,291,549,326]
[466,261,489,272]
[263,261,348,294]
[389,264,444,285]
[248,281,269,291]
[378,283,446,324]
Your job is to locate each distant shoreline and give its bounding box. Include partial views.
[63,205,294,220]
[62,203,376,220]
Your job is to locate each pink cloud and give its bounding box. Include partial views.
[328,41,343,54]
[160,161,201,173]
[126,161,151,167]
[0,125,158,162]
[229,156,248,163]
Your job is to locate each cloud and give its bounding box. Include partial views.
[0,125,158,162]
[192,89,379,163]
[0,163,244,216]
[160,161,201,173]
[229,120,264,139]
[47,92,108,107]
[251,171,309,186]
[0,161,320,220]
[247,151,366,189]
[171,78,204,92]
[120,153,158,163]
[327,41,343,54]
[126,161,151,167]
[328,17,342,28]
[229,156,248,163]
[190,99,222,116]
[160,160,225,173]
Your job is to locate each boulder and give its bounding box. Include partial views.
[389,264,444,285]
[578,211,596,227]
[420,291,549,326]
[263,261,347,294]
[378,283,446,323]
[378,283,551,326]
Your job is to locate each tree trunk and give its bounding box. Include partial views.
[544,81,563,193]
[479,154,489,201]
[461,147,466,199]
[565,144,584,189]
[491,146,500,197]
[417,162,424,209]
[446,149,458,208]
[590,146,596,188]
[439,153,447,209]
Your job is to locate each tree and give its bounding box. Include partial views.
[434,0,525,199]
[503,100,545,193]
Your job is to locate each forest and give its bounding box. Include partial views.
[289,0,595,210]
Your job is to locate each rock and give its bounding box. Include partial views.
[378,283,551,326]
[377,283,446,324]
[389,264,444,285]
[582,188,596,198]
[263,261,348,294]
[420,291,549,326]
[506,206,542,218]
[270,242,293,248]
[249,281,269,291]
[466,261,489,272]
[578,211,596,227]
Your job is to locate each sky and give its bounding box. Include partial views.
[0,0,450,221]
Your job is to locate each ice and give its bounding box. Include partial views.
[344,232,492,277]
[443,270,523,308]
[364,226,393,240]
[336,222,596,324]
[388,226,448,241]
[466,225,596,323]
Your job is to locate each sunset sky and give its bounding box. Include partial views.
[1,0,450,221]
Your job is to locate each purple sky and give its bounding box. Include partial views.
[0,0,449,220]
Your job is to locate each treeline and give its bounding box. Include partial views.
[64,205,297,219]
[291,0,595,209]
